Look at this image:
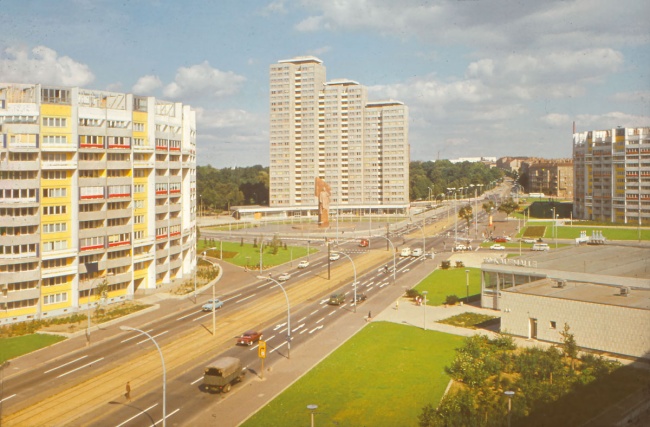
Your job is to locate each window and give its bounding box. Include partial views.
[550,321,557,329]
[42,117,67,127]
[43,205,67,215]
[43,222,68,233]
[42,170,69,180]
[43,292,68,305]
[133,122,145,132]
[43,188,68,198]
[42,135,68,145]
[43,239,68,252]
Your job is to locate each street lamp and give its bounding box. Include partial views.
[307,404,318,427]
[331,251,358,312]
[373,235,397,284]
[257,276,292,358]
[504,390,515,427]
[422,291,428,331]
[465,269,470,304]
[120,326,166,427]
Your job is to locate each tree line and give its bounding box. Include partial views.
[197,161,504,213]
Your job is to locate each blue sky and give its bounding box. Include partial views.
[2,0,648,168]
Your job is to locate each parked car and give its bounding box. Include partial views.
[521,238,536,244]
[359,239,369,247]
[329,253,341,261]
[297,260,310,268]
[490,244,506,250]
[411,248,423,257]
[352,293,367,304]
[328,293,346,305]
[236,330,263,346]
[532,243,550,251]
[202,299,224,311]
[278,272,291,281]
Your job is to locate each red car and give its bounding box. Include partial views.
[492,236,508,243]
[237,330,263,346]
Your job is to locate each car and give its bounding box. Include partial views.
[278,272,291,281]
[236,330,263,346]
[202,299,224,311]
[490,244,506,250]
[521,238,536,244]
[492,236,508,243]
[400,248,412,257]
[454,244,467,251]
[532,243,550,251]
[297,260,310,268]
[351,293,367,304]
[359,239,369,247]
[329,253,340,261]
[411,248,423,257]
[328,293,345,305]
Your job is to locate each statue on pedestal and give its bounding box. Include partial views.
[315,178,331,228]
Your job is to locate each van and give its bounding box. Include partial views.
[411,248,423,257]
[532,243,550,251]
[328,293,346,305]
[400,248,412,257]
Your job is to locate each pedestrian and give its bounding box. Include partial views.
[125,381,131,401]
[395,299,399,311]
[368,311,372,321]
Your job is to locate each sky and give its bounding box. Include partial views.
[2,0,649,168]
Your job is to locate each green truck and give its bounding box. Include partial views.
[202,356,246,393]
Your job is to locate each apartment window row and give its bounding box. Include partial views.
[1,188,37,202]
[43,222,68,233]
[3,299,38,310]
[43,205,67,215]
[42,117,67,127]
[0,225,37,236]
[43,135,69,145]
[43,170,70,180]
[43,258,69,269]
[108,218,129,227]
[41,88,71,104]
[79,118,103,127]
[108,233,130,245]
[0,115,38,124]
[43,275,70,287]
[108,136,131,147]
[0,243,38,255]
[80,135,104,147]
[10,133,38,145]
[43,240,68,252]
[8,152,38,161]
[0,171,37,180]
[0,261,38,276]
[43,292,68,305]
[107,120,128,128]
[108,249,130,259]
[79,170,101,178]
[80,236,104,249]
[43,187,68,198]
[133,122,145,132]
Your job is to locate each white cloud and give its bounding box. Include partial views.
[308,46,332,56]
[132,75,162,95]
[0,45,94,86]
[163,61,246,100]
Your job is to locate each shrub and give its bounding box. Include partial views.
[445,295,460,305]
[406,289,422,299]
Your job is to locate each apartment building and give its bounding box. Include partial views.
[269,56,409,213]
[573,126,650,223]
[523,159,573,198]
[0,83,197,325]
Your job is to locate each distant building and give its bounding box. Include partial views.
[496,156,529,172]
[523,160,573,198]
[573,126,650,223]
[0,83,197,325]
[448,156,497,164]
[268,56,409,215]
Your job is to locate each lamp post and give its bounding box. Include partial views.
[504,390,515,427]
[332,251,358,312]
[374,235,396,283]
[465,269,470,304]
[551,207,557,249]
[120,326,166,427]
[259,240,264,274]
[257,276,292,358]
[307,404,318,427]
[422,291,428,331]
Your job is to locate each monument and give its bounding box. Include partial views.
[315,178,331,228]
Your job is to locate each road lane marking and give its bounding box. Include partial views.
[57,358,104,378]
[309,325,324,333]
[236,294,256,303]
[121,329,155,342]
[273,322,287,330]
[328,310,337,316]
[0,394,16,403]
[292,323,305,332]
[310,310,319,316]
[223,294,242,302]
[44,355,88,374]
[270,341,287,353]
[116,403,158,427]
[316,317,325,324]
[136,330,168,345]
[297,316,307,323]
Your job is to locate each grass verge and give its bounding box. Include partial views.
[437,312,499,329]
[413,268,482,306]
[1,334,66,363]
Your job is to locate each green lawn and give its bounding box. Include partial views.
[519,224,650,241]
[1,334,66,363]
[413,267,482,305]
[242,322,464,427]
[198,239,316,269]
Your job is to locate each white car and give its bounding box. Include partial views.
[411,248,423,257]
[521,238,536,244]
[297,260,310,268]
[278,272,291,281]
[454,244,467,252]
[490,244,506,251]
[329,253,340,261]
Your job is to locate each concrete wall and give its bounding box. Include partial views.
[500,291,650,359]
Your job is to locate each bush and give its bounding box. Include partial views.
[406,289,422,299]
[445,295,460,305]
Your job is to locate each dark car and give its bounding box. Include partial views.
[352,293,367,304]
[236,330,263,346]
[328,293,345,305]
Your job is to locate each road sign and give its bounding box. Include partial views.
[258,340,267,359]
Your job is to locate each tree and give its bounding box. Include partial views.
[482,200,495,217]
[560,323,578,371]
[497,198,519,219]
[458,204,473,231]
